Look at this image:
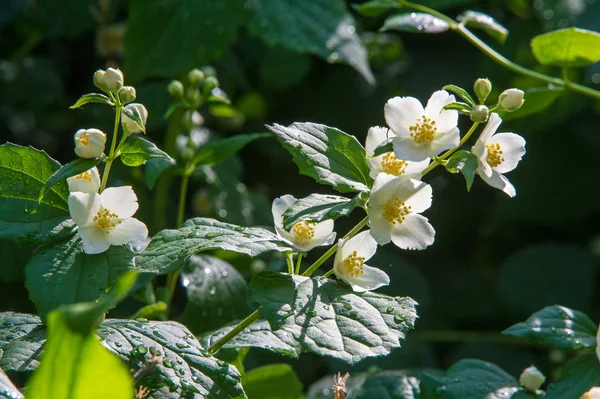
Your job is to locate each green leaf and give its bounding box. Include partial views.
[445,150,478,191]
[124,0,247,81]
[180,255,249,334]
[442,85,475,107]
[420,359,519,399]
[119,137,174,167]
[193,133,269,167]
[24,234,136,321]
[381,13,450,34]
[501,86,564,121]
[0,312,44,372]
[442,102,472,113]
[372,138,394,157]
[268,122,371,193]
[457,11,508,44]
[97,319,246,398]
[281,193,365,230]
[247,0,374,84]
[353,0,399,17]
[243,364,303,399]
[145,158,175,190]
[502,305,597,350]
[26,311,134,399]
[38,157,103,203]
[545,353,600,399]
[531,27,600,67]
[69,93,113,109]
[0,368,23,399]
[136,217,294,276]
[249,272,417,364]
[121,106,147,134]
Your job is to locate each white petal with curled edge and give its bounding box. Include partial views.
[69,192,101,227]
[79,226,110,254]
[402,179,433,214]
[100,186,139,218]
[480,170,516,197]
[337,263,390,293]
[480,112,502,143]
[365,126,392,156]
[367,210,392,246]
[271,194,297,229]
[107,218,148,246]
[425,90,458,132]
[339,230,378,262]
[390,214,435,250]
[311,219,336,246]
[384,97,424,136]
[490,133,526,174]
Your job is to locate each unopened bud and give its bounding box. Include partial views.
[519,365,545,392]
[498,88,525,112]
[188,68,205,87]
[103,68,124,92]
[119,86,136,104]
[185,87,201,108]
[168,80,184,99]
[121,103,148,134]
[67,167,101,193]
[74,128,106,158]
[474,78,492,103]
[581,387,600,399]
[93,70,106,90]
[470,105,489,123]
[203,76,219,92]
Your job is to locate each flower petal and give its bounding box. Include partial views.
[67,167,101,193]
[425,90,458,132]
[480,112,502,143]
[368,211,392,245]
[391,136,432,162]
[107,218,148,246]
[401,179,433,213]
[490,132,526,173]
[480,170,516,197]
[78,226,110,254]
[403,158,430,180]
[100,186,139,218]
[365,126,392,156]
[271,194,297,229]
[369,173,399,208]
[311,219,336,246]
[430,127,460,155]
[337,264,390,293]
[340,230,378,261]
[390,214,435,250]
[384,96,424,136]
[69,192,101,227]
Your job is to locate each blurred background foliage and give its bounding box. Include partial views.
[2,0,600,393]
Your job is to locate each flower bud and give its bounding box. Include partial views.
[168,80,184,99]
[67,167,101,193]
[121,103,148,133]
[470,104,489,123]
[519,365,545,392]
[188,68,205,87]
[474,78,492,103]
[498,88,525,112]
[581,387,600,399]
[203,76,219,92]
[93,70,106,90]
[185,87,201,108]
[119,86,136,104]
[103,68,124,92]
[74,128,106,158]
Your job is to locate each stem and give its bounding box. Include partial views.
[100,103,122,192]
[208,310,260,354]
[421,122,480,177]
[295,253,303,274]
[286,252,294,274]
[176,173,190,228]
[400,1,600,100]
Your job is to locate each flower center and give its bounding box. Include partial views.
[342,250,365,277]
[382,196,411,224]
[75,171,92,181]
[93,208,121,232]
[381,153,407,176]
[292,221,315,242]
[78,132,90,146]
[485,142,504,167]
[409,115,436,144]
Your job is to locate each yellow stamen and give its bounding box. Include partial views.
[381,152,407,176]
[342,250,365,277]
[75,171,92,181]
[382,196,411,224]
[292,221,315,242]
[93,208,121,232]
[485,142,504,167]
[78,132,90,146]
[409,115,436,144]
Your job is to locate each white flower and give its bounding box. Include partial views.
[385,90,459,162]
[271,195,336,251]
[122,103,148,133]
[498,88,524,112]
[67,167,100,193]
[333,230,389,292]
[368,174,434,250]
[472,113,526,197]
[365,127,429,180]
[74,128,106,158]
[581,387,600,399]
[519,365,545,392]
[103,68,124,92]
[69,186,148,254]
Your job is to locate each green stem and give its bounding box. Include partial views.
[295,253,303,274]
[100,103,122,192]
[208,310,260,354]
[176,172,190,228]
[400,1,600,100]
[322,269,334,278]
[286,252,294,274]
[421,122,480,176]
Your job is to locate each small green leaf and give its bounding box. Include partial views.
[353,0,399,17]
[193,133,269,167]
[531,27,600,67]
[69,93,113,109]
[38,157,103,203]
[457,10,508,44]
[0,368,23,399]
[243,364,303,399]
[119,137,174,167]
[145,158,176,190]
[372,138,394,157]
[136,217,294,276]
[502,305,597,350]
[445,150,478,191]
[268,122,371,193]
[545,354,600,399]
[382,13,449,34]
[282,193,365,230]
[0,312,44,372]
[442,85,475,107]
[501,86,564,121]
[442,102,472,113]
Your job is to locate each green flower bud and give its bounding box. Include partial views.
[93,70,106,90]
[185,87,201,108]
[498,88,525,112]
[519,365,545,393]
[470,105,489,123]
[168,80,184,99]
[188,68,205,87]
[474,78,492,104]
[118,86,136,104]
[121,103,148,134]
[103,68,124,92]
[203,76,219,92]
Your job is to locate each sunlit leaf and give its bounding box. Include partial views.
[445,150,478,191]
[531,27,600,67]
[382,13,449,34]
[119,137,173,167]
[69,93,113,109]
[457,11,508,44]
[282,193,366,230]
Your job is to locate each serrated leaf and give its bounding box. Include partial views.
[193,133,269,167]
[382,13,449,34]
[501,86,564,121]
[25,234,135,321]
[0,368,23,399]
[119,137,173,167]
[38,157,103,202]
[0,312,45,372]
[247,0,374,84]
[97,319,246,399]
[181,255,249,334]
[249,272,417,364]
[531,27,600,67]
[457,10,508,44]
[502,305,597,350]
[353,0,399,17]
[545,353,600,399]
[372,138,394,157]
[145,158,176,190]
[243,364,303,399]
[282,193,364,230]
[136,217,294,276]
[445,150,478,191]
[69,93,113,109]
[268,122,371,193]
[442,85,475,107]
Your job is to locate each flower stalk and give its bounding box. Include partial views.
[100,99,122,192]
